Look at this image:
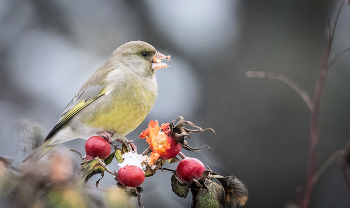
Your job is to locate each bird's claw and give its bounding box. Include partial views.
[98,130,114,144]
[116,138,137,153]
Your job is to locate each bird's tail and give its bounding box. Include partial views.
[22,140,56,163]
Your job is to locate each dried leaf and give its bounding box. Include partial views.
[115,148,124,163]
[104,152,115,165]
[171,173,189,198]
[169,116,214,152]
[76,159,105,186]
[214,175,248,207]
[95,172,104,188]
[143,163,157,177]
[122,144,128,153]
[191,180,225,208]
[170,116,215,140]
[167,156,180,164]
[199,170,211,182]
[136,187,144,208]
[181,143,211,152]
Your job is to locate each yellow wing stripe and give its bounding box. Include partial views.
[44,93,104,142]
[58,94,104,126]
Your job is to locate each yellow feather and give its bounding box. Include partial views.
[82,81,156,136]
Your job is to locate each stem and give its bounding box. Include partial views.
[342,140,350,195]
[142,147,152,156]
[331,0,345,40]
[311,149,344,185]
[300,23,331,208]
[66,149,84,160]
[162,168,176,173]
[178,152,186,159]
[300,1,345,207]
[96,158,118,177]
[246,71,313,112]
[328,47,350,68]
[342,162,350,194]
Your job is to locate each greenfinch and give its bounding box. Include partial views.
[23,41,170,162]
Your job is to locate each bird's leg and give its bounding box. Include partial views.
[98,130,114,144]
[116,136,136,153]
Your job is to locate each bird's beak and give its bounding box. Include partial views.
[152,51,170,70]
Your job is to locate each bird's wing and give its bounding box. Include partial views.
[44,85,106,142]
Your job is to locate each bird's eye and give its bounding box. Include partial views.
[141,51,149,57]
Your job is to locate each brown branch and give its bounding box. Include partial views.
[246,71,313,112]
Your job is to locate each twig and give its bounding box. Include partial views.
[66,149,84,160]
[326,12,331,42]
[178,152,186,159]
[331,0,345,40]
[342,162,350,195]
[96,158,118,177]
[311,149,345,185]
[328,47,350,68]
[300,1,345,208]
[162,168,176,173]
[142,147,152,156]
[246,71,313,111]
[342,140,350,195]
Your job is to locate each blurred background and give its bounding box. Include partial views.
[1,0,350,207]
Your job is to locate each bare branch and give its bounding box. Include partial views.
[162,168,176,173]
[246,71,313,112]
[328,47,350,68]
[331,0,345,40]
[178,152,186,160]
[66,149,84,160]
[96,158,118,177]
[142,147,152,156]
[341,162,350,195]
[326,11,331,40]
[311,149,345,185]
[299,2,347,208]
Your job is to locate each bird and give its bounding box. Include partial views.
[23,41,170,162]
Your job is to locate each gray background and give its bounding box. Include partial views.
[0,0,350,207]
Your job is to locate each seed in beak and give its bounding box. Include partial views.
[152,51,170,70]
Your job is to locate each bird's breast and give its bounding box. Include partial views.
[81,79,157,136]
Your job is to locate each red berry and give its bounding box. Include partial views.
[118,165,145,187]
[176,158,205,184]
[85,136,111,160]
[160,136,182,160]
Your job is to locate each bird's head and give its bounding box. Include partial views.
[114,41,170,78]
